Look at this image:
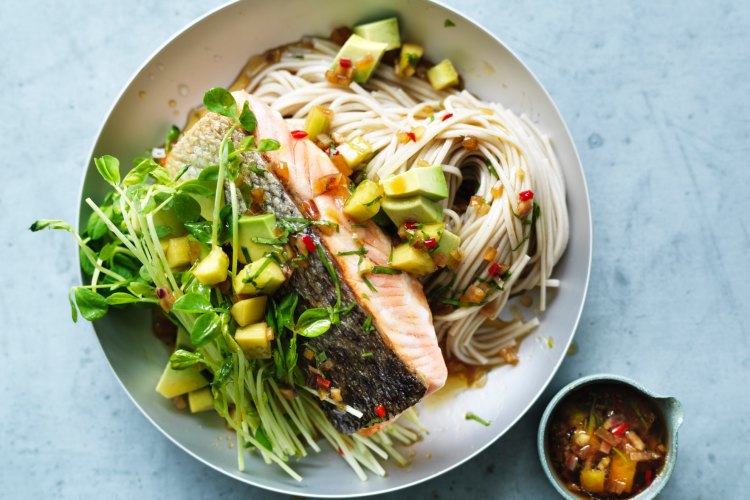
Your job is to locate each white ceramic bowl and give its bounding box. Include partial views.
[80,0,591,496]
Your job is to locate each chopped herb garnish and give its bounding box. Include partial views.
[337,248,368,256]
[370,265,401,275]
[388,245,394,265]
[362,315,374,333]
[247,165,266,176]
[363,195,383,207]
[250,235,288,245]
[361,352,373,358]
[362,275,377,292]
[441,298,488,308]
[485,159,499,178]
[465,412,491,426]
[444,19,456,27]
[512,234,530,251]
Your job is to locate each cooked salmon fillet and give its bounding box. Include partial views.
[166,91,447,432]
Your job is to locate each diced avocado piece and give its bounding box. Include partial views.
[427,59,459,90]
[381,195,444,226]
[166,236,193,269]
[188,387,214,413]
[235,322,273,359]
[381,165,448,201]
[398,43,424,77]
[304,106,333,138]
[231,296,268,327]
[343,179,384,222]
[434,229,461,257]
[155,362,209,399]
[192,245,229,285]
[333,34,388,83]
[233,257,286,295]
[419,223,446,241]
[175,327,191,349]
[353,17,401,51]
[238,214,277,262]
[390,242,436,276]
[337,136,373,169]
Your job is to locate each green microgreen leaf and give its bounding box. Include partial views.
[178,179,215,197]
[183,221,213,244]
[212,356,233,388]
[198,165,220,182]
[172,293,214,313]
[86,205,112,240]
[465,412,491,426]
[257,138,281,152]
[68,289,78,322]
[94,155,121,186]
[74,287,108,321]
[165,125,181,154]
[276,293,299,333]
[190,312,221,347]
[239,101,257,132]
[173,193,202,222]
[203,87,238,118]
[123,158,158,186]
[169,349,203,370]
[155,225,173,238]
[105,292,147,305]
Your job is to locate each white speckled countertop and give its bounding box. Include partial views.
[2,0,748,498]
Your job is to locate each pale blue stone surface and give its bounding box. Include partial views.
[2,0,748,498]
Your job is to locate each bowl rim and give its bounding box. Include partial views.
[537,373,682,500]
[76,0,593,496]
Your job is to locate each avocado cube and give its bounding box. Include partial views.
[192,245,229,285]
[231,296,268,327]
[333,34,388,83]
[304,105,333,138]
[420,223,446,241]
[390,242,436,276]
[233,257,286,295]
[427,59,460,90]
[381,195,444,226]
[155,362,209,399]
[353,17,401,51]
[343,179,384,222]
[434,229,461,257]
[166,236,193,269]
[337,136,373,169]
[235,322,273,359]
[238,214,277,262]
[188,387,214,413]
[381,165,448,201]
[398,43,424,77]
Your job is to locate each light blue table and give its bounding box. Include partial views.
[2,1,747,498]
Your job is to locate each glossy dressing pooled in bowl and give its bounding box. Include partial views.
[547,384,668,498]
